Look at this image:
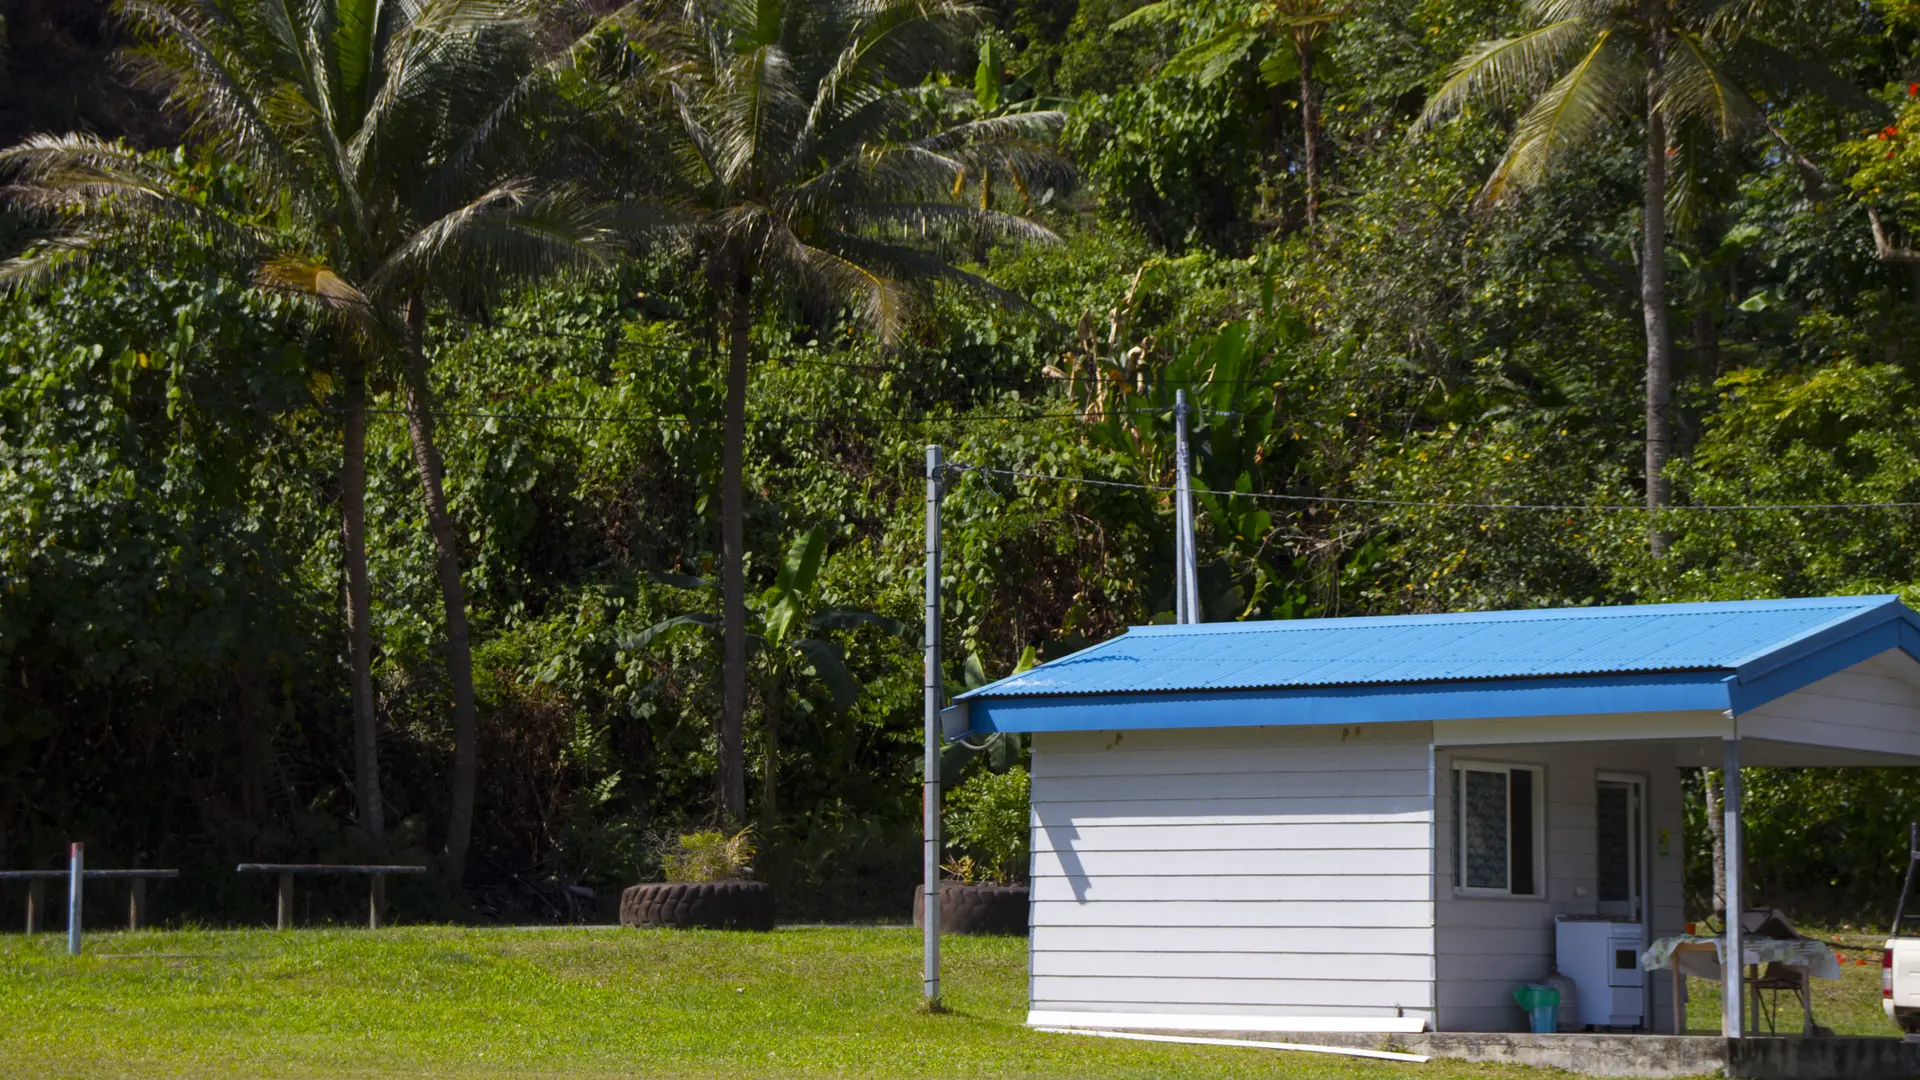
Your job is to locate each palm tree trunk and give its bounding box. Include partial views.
[399,297,480,889]
[1297,37,1319,232]
[341,359,384,843]
[1703,767,1726,922]
[1642,41,1675,554]
[718,277,752,827]
[761,667,781,822]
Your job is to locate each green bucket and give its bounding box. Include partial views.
[1514,984,1561,1034]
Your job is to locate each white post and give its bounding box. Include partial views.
[923,445,943,1006]
[1173,391,1200,624]
[1722,737,1743,1039]
[67,842,83,956]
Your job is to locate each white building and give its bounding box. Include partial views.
[942,595,1920,1037]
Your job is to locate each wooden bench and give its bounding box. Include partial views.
[0,868,180,933]
[235,864,427,929]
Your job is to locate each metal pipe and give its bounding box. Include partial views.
[67,842,83,956]
[922,444,944,1006]
[1722,735,1743,1038]
[1173,391,1200,624]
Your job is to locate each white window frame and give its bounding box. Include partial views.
[1451,760,1547,899]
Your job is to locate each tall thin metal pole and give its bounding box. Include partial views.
[1722,735,1744,1038]
[923,445,944,1006]
[67,842,83,956]
[1173,391,1201,624]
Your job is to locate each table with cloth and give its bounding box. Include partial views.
[1640,934,1842,1035]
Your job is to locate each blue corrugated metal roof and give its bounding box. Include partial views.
[955,596,1915,700]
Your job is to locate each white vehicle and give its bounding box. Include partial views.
[1887,826,1920,1034]
[1887,938,1920,1033]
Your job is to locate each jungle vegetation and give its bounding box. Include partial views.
[3,0,1920,924]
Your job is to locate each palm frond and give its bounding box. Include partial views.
[1110,0,1184,32]
[1481,30,1637,202]
[256,254,390,345]
[368,181,616,295]
[1659,31,1752,139]
[116,0,304,198]
[1414,19,1593,135]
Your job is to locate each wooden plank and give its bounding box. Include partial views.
[1034,924,1435,955]
[128,878,147,931]
[276,872,293,931]
[1027,1005,1436,1027]
[1029,900,1434,929]
[1031,796,1433,823]
[1029,873,1432,904]
[1038,724,1433,757]
[1031,950,1436,983]
[1032,821,1432,853]
[1034,770,1432,803]
[1737,712,1920,758]
[1029,975,1435,1010]
[1436,896,1555,929]
[25,880,44,934]
[1035,744,1432,780]
[1030,847,1431,879]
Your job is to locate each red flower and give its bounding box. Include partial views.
[1909,82,1918,96]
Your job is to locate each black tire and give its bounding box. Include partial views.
[913,884,1029,936]
[619,881,776,931]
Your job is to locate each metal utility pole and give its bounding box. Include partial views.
[67,842,83,956]
[922,445,945,1006]
[1173,391,1201,624]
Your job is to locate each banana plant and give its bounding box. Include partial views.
[627,525,908,819]
[940,648,1036,780]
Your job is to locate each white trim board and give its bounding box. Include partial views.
[1026,1010,1429,1034]
[1031,1027,1431,1064]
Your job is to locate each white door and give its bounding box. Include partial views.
[1596,776,1644,921]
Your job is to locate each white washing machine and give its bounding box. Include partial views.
[1554,915,1645,1029]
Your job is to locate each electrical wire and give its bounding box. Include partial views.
[951,464,1920,514]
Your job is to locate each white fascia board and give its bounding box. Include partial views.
[1025,1010,1428,1034]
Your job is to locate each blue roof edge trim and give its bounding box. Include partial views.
[1725,595,1909,683]
[966,671,1735,734]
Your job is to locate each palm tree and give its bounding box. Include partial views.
[616,0,1071,824]
[1115,0,1352,229]
[1413,0,1837,552]
[633,525,910,820]
[0,0,615,886]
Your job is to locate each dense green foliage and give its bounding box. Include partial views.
[3,0,1920,924]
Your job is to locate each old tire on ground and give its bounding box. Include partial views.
[912,884,1029,936]
[619,881,776,931]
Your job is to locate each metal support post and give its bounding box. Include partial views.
[1722,736,1744,1038]
[1173,391,1200,624]
[923,445,944,1007]
[67,843,83,956]
[277,871,295,931]
[26,880,44,935]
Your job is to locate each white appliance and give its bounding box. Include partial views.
[1555,915,1645,1030]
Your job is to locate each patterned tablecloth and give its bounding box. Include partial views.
[1640,934,1844,980]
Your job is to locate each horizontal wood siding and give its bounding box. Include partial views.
[1434,743,1686,1033]
[1028,723,1437,1026]
[1740,653,1920,759]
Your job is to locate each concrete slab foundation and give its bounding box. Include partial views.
[1116,1029,1920,1079]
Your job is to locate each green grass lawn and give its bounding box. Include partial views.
[2,925,1579,1080]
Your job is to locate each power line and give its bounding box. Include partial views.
[1,381,1228,427]
[953,464,1920,514]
